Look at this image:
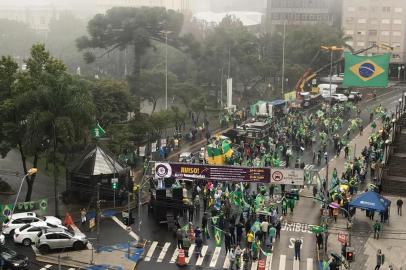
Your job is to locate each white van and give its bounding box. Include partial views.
[319,84,338,98]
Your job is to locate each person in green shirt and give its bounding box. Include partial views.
[282,199,288,215]
[373,220,381,239]
[268,226,276,248]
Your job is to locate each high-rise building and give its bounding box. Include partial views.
[95,0,196,15]
[342,0,406,66]
[266,0,341,30]
[0,0,71,34]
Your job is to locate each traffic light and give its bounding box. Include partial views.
[112,181,118,190]
[346,250,354,262]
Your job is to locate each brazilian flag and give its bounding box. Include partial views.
[343,53,390,87]
[214,226,222,247]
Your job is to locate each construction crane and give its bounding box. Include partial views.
[294,43,394,98]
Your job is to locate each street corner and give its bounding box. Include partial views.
[96,241,145,265]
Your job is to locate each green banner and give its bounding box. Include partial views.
[0,198,48,221]
[214,226,222,247]
[343,53,390,87]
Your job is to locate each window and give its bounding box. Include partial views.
[28,227,42,232]
[46,233,59,240]
[381,19,390,24]
[393,42,401,48]
[368,41,377,47]
[368,30,377,36]
[348,7,355,12]
[393,19,402,24]
[12,219,24,224]
[395,8,403,13]
[358,18,367,23]
[393,31,401,37]
[381,31,390,36]
[57,233,71,239]
[370,19,378,25]
[346,17,355,24]
[382,7,390,12]
[345,30,354,35]
[357,42,366,46]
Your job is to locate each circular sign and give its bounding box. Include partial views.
[126,226,132,232]
[155,163,172,178]
[358,62,375,78]
[271,171,283,182]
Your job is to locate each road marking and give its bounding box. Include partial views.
[279,254,286,270]
[144,241,158,261]
[223,254,230,269]
[185,244,195,263]
[111,216,139,241]
[251,260,258,270]
[307,258,313,270]
[196,245,208,266]
[40,265,53,270]
[266,254,273,270]
[157,242,171,262]
[293,259,300,270]
[240,249,245,270]
[169,247,178,263]
[67,268,75,270]
[209,246,221,267]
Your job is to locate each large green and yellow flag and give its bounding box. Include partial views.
[343,53,390,87]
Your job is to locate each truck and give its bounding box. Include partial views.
[319,84,338,99]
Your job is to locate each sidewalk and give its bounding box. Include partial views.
[321,121,406,269]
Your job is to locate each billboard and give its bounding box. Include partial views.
[270,169,304,185]
[154,162,270,183]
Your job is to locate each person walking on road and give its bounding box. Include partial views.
[228,247,236,270]
[183,235,191,257]
[225,232,232,254]
[397,198,403,216]
[268,225,276,249]
[176,228,184,249]
[373,220,381,239]
[316,233,323,250]
[374,249,385,270]
[294,239,302,260]
[275,221,281,239]
[236,221,244,244]
[80,208,87,229]
[261,220,269,242]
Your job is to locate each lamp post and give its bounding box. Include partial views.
[10,168,38,217]
[281,20,287,95]
[161,31,172,110]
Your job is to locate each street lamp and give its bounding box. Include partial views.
[10,168,38,217]
[161,31,172,110]
[321,46,345,101]
[281,20,287,95]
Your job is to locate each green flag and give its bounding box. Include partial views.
[92,123,106,138]
[343,53,390,87]
[214,226,222,247]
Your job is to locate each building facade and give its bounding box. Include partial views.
[96,0,196,15]
[0,0,71,34]
[341,0,406,66]
[266,0,341,29]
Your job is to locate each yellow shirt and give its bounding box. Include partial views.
[247,232,254,243]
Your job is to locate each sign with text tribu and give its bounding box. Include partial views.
[154,162,270,182]
[271,169,304,185]
[343,53,390,87]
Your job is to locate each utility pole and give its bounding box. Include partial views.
[165,32,168,110]
[53,122,59,218]
[228,47,231,78]
[281,20,286,95]
[96,183,101,252]
[220,67,224,108]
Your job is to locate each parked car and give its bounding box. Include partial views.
[348,91,362,102]
[13,222,67,246]
[36,228,88,253]
[0,246,28,269]
[331,93,349,102]
[2,212,62,236]
[179,152,193,163]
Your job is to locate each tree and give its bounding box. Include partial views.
[139,68,177,114]
[88,79,136,127]
[0,44,94,203]
[77,7,184,96]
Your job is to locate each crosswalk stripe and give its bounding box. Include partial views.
[196,245,208,266]
[145,241,158,262]
[307,258,313,270]
[157,242,171,262]
[266,254,273,270]
[293,259,300,270]
[67,268,76,270]
[279,254,286,270]
[240,249,245,270]
[185,244,195,264]
[223,254,230,269]
[251,260,258,270]
[169,247,178,263]
[45,265,53,269]
[209,246,221,268]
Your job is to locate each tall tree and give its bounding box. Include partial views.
[76,7,184,97]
